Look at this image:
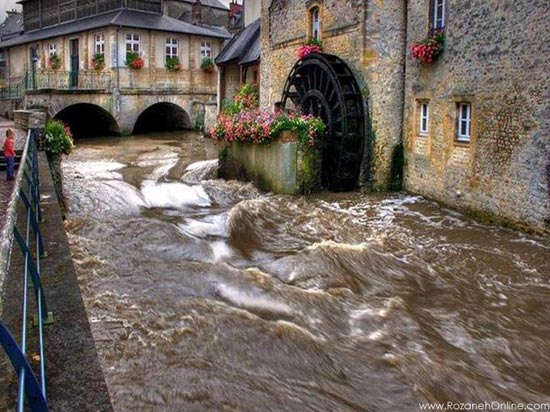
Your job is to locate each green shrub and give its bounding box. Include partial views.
[44,119,74,156]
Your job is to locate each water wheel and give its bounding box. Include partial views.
[281,52,365,191]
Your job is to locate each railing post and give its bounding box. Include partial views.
[0,324,49,412]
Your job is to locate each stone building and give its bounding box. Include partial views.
[261,0,406,191]
[0,0,230,134]
[216,0,261,106]
[403,0,549,234]
[260,0,549,233]
[216,17,260,105]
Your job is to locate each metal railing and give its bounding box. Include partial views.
[25,70,112,91]
[0,130,50,412]
[0,77,25,100]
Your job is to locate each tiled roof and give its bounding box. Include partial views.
[0,9,230,48]
[215,18,260,66]
[0,12,24,42]
[182,0,229,11]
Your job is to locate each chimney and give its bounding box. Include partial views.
[192,0,202,25]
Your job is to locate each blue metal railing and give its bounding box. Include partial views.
[0,130,50,412]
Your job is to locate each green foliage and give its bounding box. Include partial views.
[200,57,215,72]
[270,113,326,146]
[91,53,105,70]
[44,119,74,156]
[221,83,259,116]
[48,53,61,70]
[307,38,323,48]
[165,56,181,72]
[125,52,144,69]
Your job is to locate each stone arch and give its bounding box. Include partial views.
[54,103,120,139]
[133,102,191,134]
[281,52,367,191]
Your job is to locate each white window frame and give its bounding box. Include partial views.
[95,34,105,54]
[200,41,211,59]
[311,7,320,40]
[419,101,429,136]
[48,43,57,57]
[125,33,140,55]
[166,38,178,60]
[457,102,472,142]
[432,0,445,30]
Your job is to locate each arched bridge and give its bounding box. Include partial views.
[24,90,216,138]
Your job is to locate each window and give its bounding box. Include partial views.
[200,42,211,58]
[126,33,140,56]
[431,0,445,30]
[48,43,57,57]
[310,6,320,40]
[166,38,178,60]
[419,101,429,135]
[95,34,105,54]
[0,51,6,76]
[456,102,472,142]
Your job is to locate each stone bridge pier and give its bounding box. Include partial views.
[24,90,217,137]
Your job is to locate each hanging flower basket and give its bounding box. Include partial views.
[200,57,215,73]
[91,53,105,71]
[410,30,445,65]
[297,38,323,59]
[48,53,62,70]
[125,52,144,70]
[166,56,181,72]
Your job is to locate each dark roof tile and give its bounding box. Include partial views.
[0,9,230,48]
[215,18,259,66]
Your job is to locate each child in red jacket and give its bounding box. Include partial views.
[4,129,15,181]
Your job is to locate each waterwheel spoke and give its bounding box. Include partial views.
[281,53,365,191]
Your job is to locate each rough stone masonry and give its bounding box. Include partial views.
[260,0,548,234]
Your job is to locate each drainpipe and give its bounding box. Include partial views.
[116,25,121,90]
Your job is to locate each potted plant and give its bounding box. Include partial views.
[297,38,323,59]
[409,30,445,65]
[125,52,144,70]
[91,52,105,70]
[48,53,62,70]
[165,56,181,72]
[200,57,215,73]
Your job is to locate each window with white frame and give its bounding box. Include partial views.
[200,41,211,58]
[456,102,472,142]
[125,33,140,56]
[166,38,178,60]
[310,6,320,40]
[419,101,429,135]
[48,43,57,56]
[432,0,445,30]
[95,34,105,54]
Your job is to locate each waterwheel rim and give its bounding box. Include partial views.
[281,52,365,191]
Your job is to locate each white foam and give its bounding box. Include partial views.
[216,283,292,316]
[185,159,218,172]
[209,240,233,262]
[141,182,211,209]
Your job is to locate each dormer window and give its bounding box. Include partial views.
[310,6,320,40]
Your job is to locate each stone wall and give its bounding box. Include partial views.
[403,0,550,234]
[219,132,321,194]
[260,0,406,189]
[25,90,216,134]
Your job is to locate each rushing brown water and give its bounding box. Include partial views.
[62,131,550,412]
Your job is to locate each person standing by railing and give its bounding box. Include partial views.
[3,128,16,181]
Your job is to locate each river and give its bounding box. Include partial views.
[62,131,550,412]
